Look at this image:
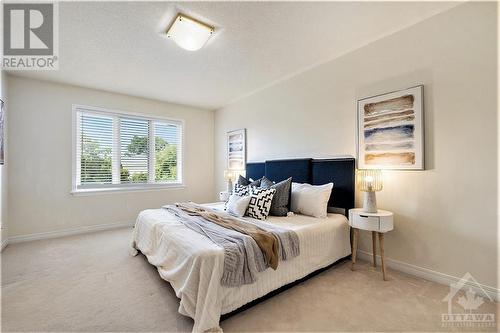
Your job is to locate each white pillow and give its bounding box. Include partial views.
[290,182,333,218]
[225,194,251,217]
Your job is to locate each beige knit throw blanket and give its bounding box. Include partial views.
[173,202,280,269]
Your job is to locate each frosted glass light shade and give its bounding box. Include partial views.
[224,169,245,181]
[358,169,383,192]
[232,169,246,179]
[224,170,235,181]
[166,14,214,51]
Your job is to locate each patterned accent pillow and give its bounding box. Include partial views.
[260,177,292,216]
[233,184,250,196]
[246,187,276,220]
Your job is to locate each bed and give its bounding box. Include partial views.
[131,158,355,332]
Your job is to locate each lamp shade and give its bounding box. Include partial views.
[223,170,235,181]
[232,169,246,178]
[358,169,383,192]
[224,169,245,181]
[166,14,214,51]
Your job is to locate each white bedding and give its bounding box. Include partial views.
[131,203,351,333]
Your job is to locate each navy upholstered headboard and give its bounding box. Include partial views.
[246,158,355,216]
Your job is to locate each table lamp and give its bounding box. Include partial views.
[358,169,383,213]
[224,170,236,193]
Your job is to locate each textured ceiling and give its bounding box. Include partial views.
[10,1,459,110]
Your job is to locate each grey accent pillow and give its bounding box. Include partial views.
[260,177,292,216]
[260,176,274,188]
[237,175,261,187]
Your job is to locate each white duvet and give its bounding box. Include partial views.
[131,203,351,333]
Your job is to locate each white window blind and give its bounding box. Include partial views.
[74,106,183,192]
[120,118,149,184]
[154,122,181,182]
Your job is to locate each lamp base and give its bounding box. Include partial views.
[227,179,233,194]
[363,191,378,213]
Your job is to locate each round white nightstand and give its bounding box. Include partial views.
[348,208,394,281]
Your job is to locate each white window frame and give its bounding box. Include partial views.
[71,104,185,195]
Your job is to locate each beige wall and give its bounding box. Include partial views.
[0,70,7,246]
[215,2,498,287]
[7,75,215,237]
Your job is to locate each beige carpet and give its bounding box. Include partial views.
[1,227,498,332]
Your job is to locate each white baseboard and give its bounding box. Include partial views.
[357,250,499,302]
[7,221,134,244]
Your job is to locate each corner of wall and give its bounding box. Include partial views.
[0,71,8,248]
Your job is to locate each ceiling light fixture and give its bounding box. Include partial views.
[166,14,214,51]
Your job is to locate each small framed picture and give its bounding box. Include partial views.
[227,129,246,169]
[357,85,424,170]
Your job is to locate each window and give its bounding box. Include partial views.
[73,105,183,193]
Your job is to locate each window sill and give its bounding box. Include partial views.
[71,184,186,196]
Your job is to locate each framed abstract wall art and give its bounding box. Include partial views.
[227,128,246,170]
[357,85,424,170]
